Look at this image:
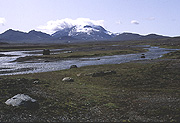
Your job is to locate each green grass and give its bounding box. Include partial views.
[0,39,180,121]
[49,49,145,58]
[161,50,180,59]
[1,58,179,121]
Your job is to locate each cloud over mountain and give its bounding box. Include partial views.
[38,18,104,34]
[0,17,6,25]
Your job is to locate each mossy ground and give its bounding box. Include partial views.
[0,58,179,122]
[162,50,180,59]
[0,40,180,122]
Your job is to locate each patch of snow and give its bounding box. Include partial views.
[105,31,113,35]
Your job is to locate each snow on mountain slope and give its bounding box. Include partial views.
[52,25,115,40]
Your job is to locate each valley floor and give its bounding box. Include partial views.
[0,40,180,122]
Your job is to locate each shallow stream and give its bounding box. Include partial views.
[0,46,178,76]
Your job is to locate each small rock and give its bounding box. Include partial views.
[43,49,50,55]
[141,55,145,58]
[77,73,82,77]
[70,65,78,69]
[104,70,116,75]
[62,77,74,82]
[17,78,28,81]
[5,94,39,109]
[141,54,145,58]
[44,60,50,62]
[33,80,39,84]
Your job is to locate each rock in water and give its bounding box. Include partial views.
[70,65,78,69]
[43,49,50,55]
[141,54,145,58]
[62,77,74,82]
[5,94,39,109]
[141,55,145,58]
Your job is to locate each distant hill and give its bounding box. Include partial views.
[0,29,52,43]
[0,29,28,41]
[112,33,169,41]
[0,25,116,43]
[0,28,171,44]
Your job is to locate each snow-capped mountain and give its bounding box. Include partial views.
[0,28,169,44]
[52,25,116,40]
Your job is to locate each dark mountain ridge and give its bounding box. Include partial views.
[112,32,169,41]
[0,29,52,43]
[0,28,171,44]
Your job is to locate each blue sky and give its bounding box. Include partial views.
[0,0,179,36]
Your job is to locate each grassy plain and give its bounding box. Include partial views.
[0,38,180,122]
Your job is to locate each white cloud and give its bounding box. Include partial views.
[131,20,139,25]
[38,18,104,34]
[0,17,6,25]
[116,20,122,25]
[147,17,155,21]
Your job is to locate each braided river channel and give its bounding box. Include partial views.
[0,46,178,76]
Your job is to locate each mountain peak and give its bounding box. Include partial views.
[4,29,23,33]
[52,24,115,40]
[28,30,36,33]
[7,29,13,31]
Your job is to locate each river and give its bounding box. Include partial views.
[0,46,178,76]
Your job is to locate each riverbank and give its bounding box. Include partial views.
[0,50,179,122]
[0,46,177,76]
[14,46,148,62]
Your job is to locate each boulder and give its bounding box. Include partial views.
[141,55,145,58]
[43,49,50,55]
[5,94,39,109]
[62,77,74,82]
[77,73,82,77]
[70,65,78,69]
